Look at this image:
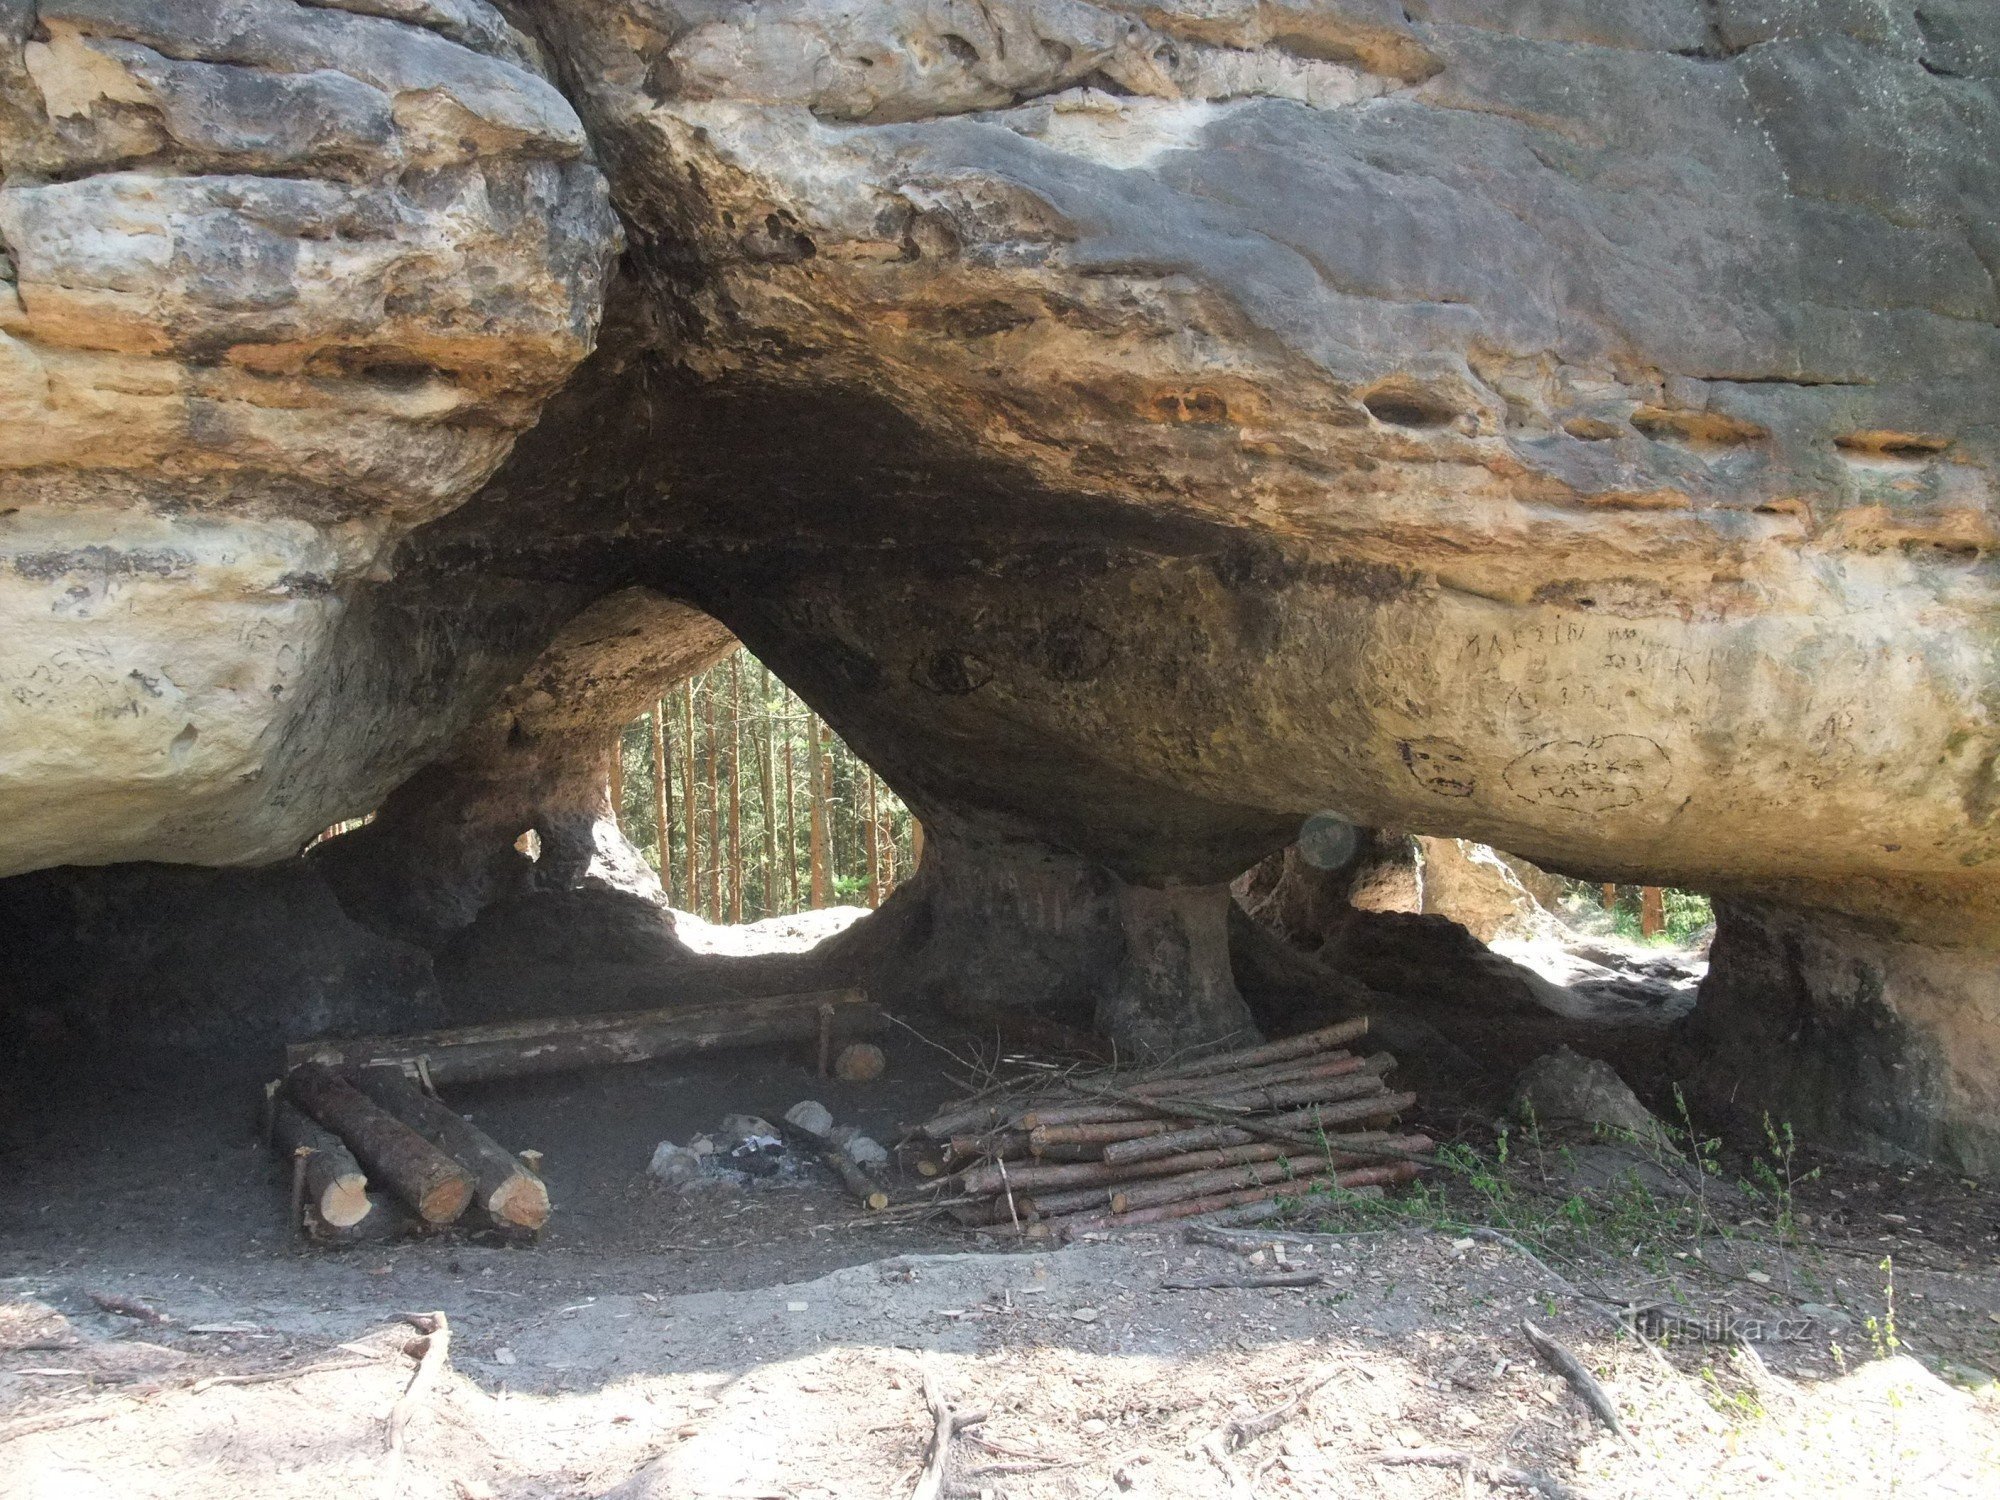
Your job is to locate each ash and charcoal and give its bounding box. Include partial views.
[649,1100,887,1195]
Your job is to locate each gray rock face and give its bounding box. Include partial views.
[0,0,618,875]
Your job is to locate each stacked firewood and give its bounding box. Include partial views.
[916,1019,1431,1233]
[267,1062,550,1242]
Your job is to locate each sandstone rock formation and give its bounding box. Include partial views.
[3,3,1998,1163]
[0,0,618,873]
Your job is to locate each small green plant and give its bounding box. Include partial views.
[1865,1255,1900,1359]
[1699,1362,1766,1424]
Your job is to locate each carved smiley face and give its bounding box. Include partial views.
[1399,737,1476,798]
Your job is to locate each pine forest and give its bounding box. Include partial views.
[607,646,920,921]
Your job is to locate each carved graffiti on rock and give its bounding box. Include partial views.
[1400,737,1475,798]
[1503,734,1671,813]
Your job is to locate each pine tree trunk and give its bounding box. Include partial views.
[681,679,699,913]
[865,769,881,908]
[758,666,778,920]
[880,777,896,894]
[728,654,744,924]
[607,728,623,829]
[652,702,672,901]
[808,712,828,909]
[783,687,800,910]
[912,817,924,871]
[706,673,721,922]
[1640,885,1665,938]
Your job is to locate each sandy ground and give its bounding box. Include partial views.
[3,1014,1998,1498]
[4,1226,1996,1500]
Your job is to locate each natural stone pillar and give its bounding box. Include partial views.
[852,835,1258,1059]
[315,591,734,948]
[1677,899,2000,1176]
[1099,880,1254,1060]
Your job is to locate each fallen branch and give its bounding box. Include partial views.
[1162,1270,1326,1291]
[1520,1319,1627,1442]
[911,1365,985,1500]
[0,1398,144,1444]
[1466,1229,1676,1375]
[1199,1430,1257,1498]
[1184,1224,1403,1253]
[1226,1363,1347,1448]
[1374,1447,1581,1499]
[191,1357,380,1393]
[88,1292,168,1325]
[386,1312,451,1455]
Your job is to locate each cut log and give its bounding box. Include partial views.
[345,1066,549,1232]
[1109,1135,1433,1213]
[286,988,880,1084]
[1131,1018,1369,1085]
[778,1116,890,1211]
[947,1129,1031,1163]
[962,1132,1417,1199]
[1021,1061,1386,1130]
[1028,1119,1177,1151]
[1124,1050,1362,1101]
[270,1098,372,1229]
[1101,1091,1419,1163]
[284,1063,474,1225]
[1017,1184,1107,1216]
[1069,1162,1421,1229]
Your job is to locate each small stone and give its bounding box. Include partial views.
[842,1134,889,1168]
[787,1301,809,1313]
[1746,1270,1771,1285]
[834,1042,887,1082]
[648,1141,703,1185]
[1081,1418,1108,1436]
[495,1347,516,1366]
[784,1100,835,1136]
[1072,1307,1100,1323]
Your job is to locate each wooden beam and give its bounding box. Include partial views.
[287,988,882,1085]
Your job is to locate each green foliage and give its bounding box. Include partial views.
[1560,880,1714,944]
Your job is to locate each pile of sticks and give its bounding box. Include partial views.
[916,1019,1431,1233]
[267,1062,549,1242]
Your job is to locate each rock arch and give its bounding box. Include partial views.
[2,1,1998,1165]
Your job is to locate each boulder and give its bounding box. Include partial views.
[1514,1046,1669,1145]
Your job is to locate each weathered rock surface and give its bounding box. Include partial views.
[1681,898,2000,1172]
[513,0,2000,922]
[1514,1045,1668,1144]
[3,5,1999,1140]
[0,0,618,874]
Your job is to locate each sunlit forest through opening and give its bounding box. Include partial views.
[608,645,918,923]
